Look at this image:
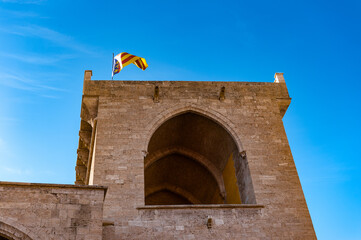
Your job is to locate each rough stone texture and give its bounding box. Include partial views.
[79,73,316,239]
[0,182,106,240]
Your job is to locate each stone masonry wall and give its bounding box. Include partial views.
[83,75,316,239]
[0,182,106,240]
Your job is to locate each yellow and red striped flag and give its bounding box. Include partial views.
[112,52,148,76]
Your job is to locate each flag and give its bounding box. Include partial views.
[112,52,148,76]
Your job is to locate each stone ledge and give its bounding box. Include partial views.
[0,181,107,192]
[137,204,264,210]
[92,80,275,83]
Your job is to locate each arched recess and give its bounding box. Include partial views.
[142,104,245,153]
[144,110,256,205]
[146,183,202,204]
[0,218,41,240]
[145,146,226,198]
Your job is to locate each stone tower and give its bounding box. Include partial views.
[74,71,316,239]
[0,71,315,239]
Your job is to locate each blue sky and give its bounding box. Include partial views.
[0,0,360,239]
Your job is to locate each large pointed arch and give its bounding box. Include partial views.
[142,103,245,154]
[144,107,256,205]
[0,218,42,240]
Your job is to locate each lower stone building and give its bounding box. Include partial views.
[0,71,316,239]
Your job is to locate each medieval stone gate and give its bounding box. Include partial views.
[0,71,316,239]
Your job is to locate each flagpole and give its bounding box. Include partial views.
[111,53,114,80]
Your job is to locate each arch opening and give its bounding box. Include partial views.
[0,235,11,240]
[0,220,34,240]
[145,111,255,205]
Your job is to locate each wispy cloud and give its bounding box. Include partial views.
[0,0,46,5]
[0,71,67,94]
[0,7,41,18]
[39,95,59,99]
[37,84,67,92]
[0,24,94,54]
[0,73,38,91]
[0,52,76,65]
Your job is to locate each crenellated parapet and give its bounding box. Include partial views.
[75,70,99,185]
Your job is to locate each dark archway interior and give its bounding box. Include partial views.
[0,235,11,240]
[145,112,246,205]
